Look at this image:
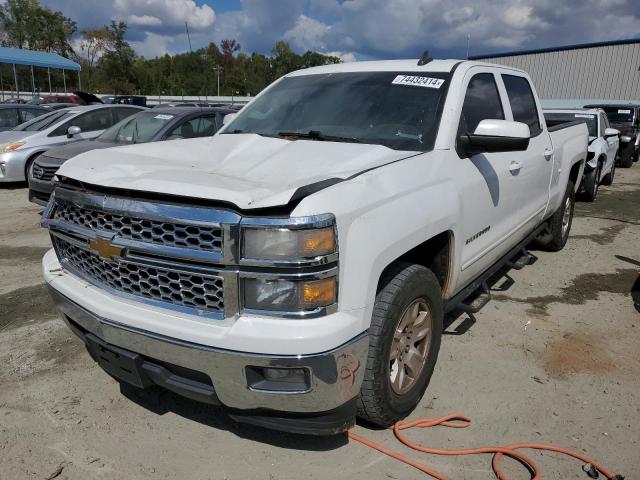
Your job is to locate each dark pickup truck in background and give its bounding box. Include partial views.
[585,103,639,167]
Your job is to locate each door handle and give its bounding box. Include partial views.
[509,161,522,173]
[544,148,554,160]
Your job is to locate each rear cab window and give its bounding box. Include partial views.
[501,74,542,136]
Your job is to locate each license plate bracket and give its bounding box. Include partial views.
[85,332,152,389]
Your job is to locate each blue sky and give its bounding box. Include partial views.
[38,0,640,62]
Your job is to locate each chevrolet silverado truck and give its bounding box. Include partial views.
[41,60,588,435]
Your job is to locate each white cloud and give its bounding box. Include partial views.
[283,15,330,52]
[129,32,173,58]
[127,15,163,27]
[326,51,356,63]
[113,0,215,30]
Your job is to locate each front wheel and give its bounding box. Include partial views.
[357,263,443,427]
[581,163,601,202]
[601,161,615,186]
[538,180,575,252]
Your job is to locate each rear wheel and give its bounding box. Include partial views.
[619,145,634,168]
[538,180,575,252]
[357,263,443,427]
[601,161,615,186]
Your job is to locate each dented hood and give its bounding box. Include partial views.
[57,133,416,209]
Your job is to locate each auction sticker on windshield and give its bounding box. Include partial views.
[154,114,174,120]
[392,75,445,89]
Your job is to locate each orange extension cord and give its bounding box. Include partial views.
[347,413,621,480]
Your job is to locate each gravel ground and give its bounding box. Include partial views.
[1,167,638,480]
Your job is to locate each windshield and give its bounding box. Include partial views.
[545,112,598,137]
[600,107,635,124]
[13,110,73,132]
[97,111,175,144]
[224,72,451,151]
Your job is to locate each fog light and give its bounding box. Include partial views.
[246,366,310,392]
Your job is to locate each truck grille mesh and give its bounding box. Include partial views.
[53,238,225,314]
[53,202,223,252]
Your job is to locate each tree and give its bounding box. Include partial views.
[79,27,112,68]
[0,0,76,55]
[95,21,137,94]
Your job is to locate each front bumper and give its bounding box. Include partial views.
[47,281,368,424]
[0,150,29,182]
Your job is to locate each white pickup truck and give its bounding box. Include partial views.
[42,59,588,435]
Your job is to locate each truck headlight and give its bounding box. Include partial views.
[242,226,336,261]
[243,277,336,312]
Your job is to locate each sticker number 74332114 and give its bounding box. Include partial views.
[391,75,445,89]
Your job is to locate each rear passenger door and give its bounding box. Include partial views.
[500,73,553,230]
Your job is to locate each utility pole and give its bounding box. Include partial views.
[466,34,471,59]
[213,65,222,97]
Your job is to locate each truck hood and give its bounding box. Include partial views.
[58,133,417,210]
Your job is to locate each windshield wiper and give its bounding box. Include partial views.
[278,130,361,143]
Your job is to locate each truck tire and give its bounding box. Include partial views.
[601,161,615,186]
[581,161,601,202]
[357,262,443,427]
[540,180,575,252]
[619,145,634,168]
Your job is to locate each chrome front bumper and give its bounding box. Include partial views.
[48,285,368,414]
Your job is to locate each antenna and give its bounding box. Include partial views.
[466,34,470,59]
[417,50,433,66]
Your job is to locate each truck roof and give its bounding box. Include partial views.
[545,108,602,115]
[286,59,524,77]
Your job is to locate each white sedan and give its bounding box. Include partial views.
[544,108,619,201]
[0,104,143,183]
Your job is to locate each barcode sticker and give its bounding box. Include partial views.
[154,114,174,120]
[392,75,445,89]
[618,109,631,114]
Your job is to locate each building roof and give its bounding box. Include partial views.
[470,37,640,60]
[0,47,80,71]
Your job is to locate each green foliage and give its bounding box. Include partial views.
[0,0,77,55]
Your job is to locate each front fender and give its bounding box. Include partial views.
[292,152,458,332]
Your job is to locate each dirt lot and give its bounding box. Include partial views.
[1,168,638,480]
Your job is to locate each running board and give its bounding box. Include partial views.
[458,282,491,314]
[506,247,532,270]
[444,223,546,314]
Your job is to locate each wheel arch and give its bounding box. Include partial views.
[376,230,454,300]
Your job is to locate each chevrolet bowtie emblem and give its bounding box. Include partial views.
[89,238,124,260]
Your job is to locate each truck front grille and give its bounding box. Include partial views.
[53,237,225,314]
[53,202,223,252]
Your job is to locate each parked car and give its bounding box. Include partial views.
[0,104,49,132]
[41,103,77,111]
[30,94,80,105]
[101,95,147,106]
[0,104,143,183]
[1,97,28,104]
[41,60,587,435]
[29,106,234,205]
[544,108,619,201]
[584,103,640,168]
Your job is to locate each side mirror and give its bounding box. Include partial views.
[604,128,619,138]
[67,125,81,138]
[620,135,632,143]
[459,119,530,156]
[222,113,237,126]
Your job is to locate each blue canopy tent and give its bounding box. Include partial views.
[0,47,81,100]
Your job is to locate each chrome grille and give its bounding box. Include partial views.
[33,162,59,181]
[53,237,224,314]
[53,201,223,251]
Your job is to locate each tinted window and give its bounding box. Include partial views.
[71,108,113,132]
[97,111,176,144]
[113,107,140,123]
[459,73,504,133]
[599,107,634,123]
[16,110,73,132]
[0,108,19,128]
[166,115,218,139]
[544,112,597,137]
[20,108,46,122]
[225,71,451,151]
[502,75,541,136]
